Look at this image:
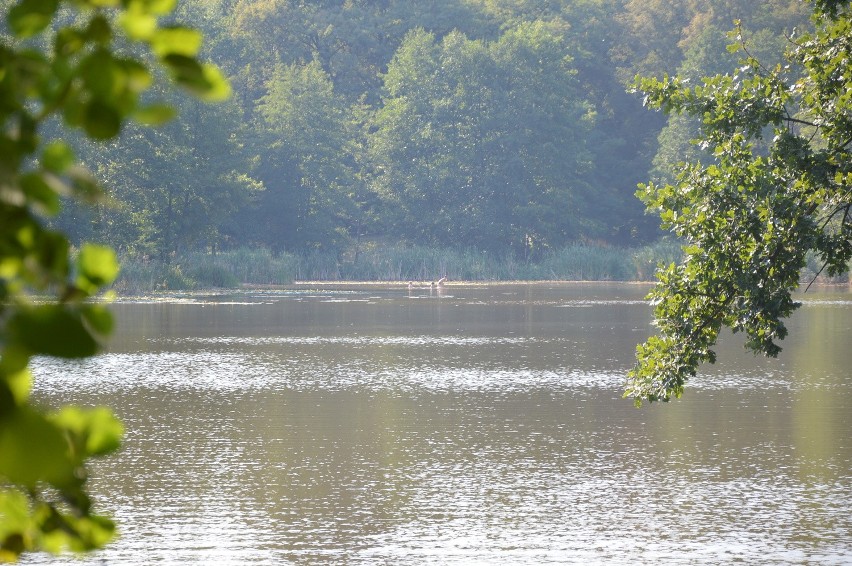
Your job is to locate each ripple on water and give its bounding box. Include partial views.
[31,331,834,395]
[23,313,852,565]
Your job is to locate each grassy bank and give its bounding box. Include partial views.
[112,241,685,292]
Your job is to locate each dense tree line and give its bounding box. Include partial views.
[50,0,810,259]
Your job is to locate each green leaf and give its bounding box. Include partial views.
[4,369,33,405]
[0,489,30,560]
[0,406,74,486]
[68,515,116,551]
[55,27,86,56]
[52,406,123,457]
[81,51,120,97]
[129,0,177,16]
[81,304,114,336]
[195,64,231,102]
[150,26,202,57]
[133,103,176,125]
[162,55,230,101]
[119,8,157,40]
[42,141,75,173]
[82,0,119,7]
[19,172,62,215]
[67,166,103,202]
[7,0,60,38]
[121,59,154,92]
[82,100,122,139]
[9,306,99,358]
[77,243,119,290]
[84,14,112,44]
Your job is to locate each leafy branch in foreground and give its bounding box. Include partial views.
[626,0,852,404]
[0,0,228,559]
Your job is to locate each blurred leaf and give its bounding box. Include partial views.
[121,59,153,92]
[131,0,177,16]
[119,7,157,40]
[0,258,22,280]
[83,0,119,7]
[0,345,30,377]
[42,141,75,173]
[134,103,175,125]
[69,515,116,551]
[55,28,85,56]
[5,369,33,405]
[84,14,112,44]
[150,27,202,57]
[80,50,119,97]
[31,502,116,554]
[19,172,63,215]
[9,306,99,358]
[163,56,230,101]
[82,101,122,139]
[0,489,30,557]
[7,0,59,37]
[196,64,231,102]
[77,244,119,289]
[0,407,73,486]
[81,304,114,336]
[67,166,104,202]
[52,406,123,457]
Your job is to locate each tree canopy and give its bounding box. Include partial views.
[626,0,852,403]
[368,23,595,254]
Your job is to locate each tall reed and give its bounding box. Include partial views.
[110,241,687,291]
[295,240,684,282]
[113,248,298,293]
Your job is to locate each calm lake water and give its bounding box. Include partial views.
[26,283,852,564]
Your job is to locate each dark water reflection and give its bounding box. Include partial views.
[26,283,852,564]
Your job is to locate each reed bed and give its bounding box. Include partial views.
[114,243,852,292]
[113,248,298,293]
[295,240,684,283]
[111,241,686,292]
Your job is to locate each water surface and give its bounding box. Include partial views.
[27,283,852,564]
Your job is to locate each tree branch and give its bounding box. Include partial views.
[783,116,818,128]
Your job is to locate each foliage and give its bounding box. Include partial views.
[113,248,297,292]
[79,94,262,259]
[0,0,227,559]
[290,241,681,282]
[626,0,852,404]
[254,60,359,252]
[368,22,595,254]
[29,0,814,260]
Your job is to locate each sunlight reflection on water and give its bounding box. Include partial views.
[23,284,852,565]
[32,334,838,395]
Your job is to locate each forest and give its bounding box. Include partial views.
[43,0,812,282]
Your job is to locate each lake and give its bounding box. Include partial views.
[26,282,852,564]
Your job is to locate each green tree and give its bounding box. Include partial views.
[254,60,359,252]
[73,94,262,259]
[369,22,594,254]
[0,0,227,558]
[626,0,852,403]
[650,5,810,183]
